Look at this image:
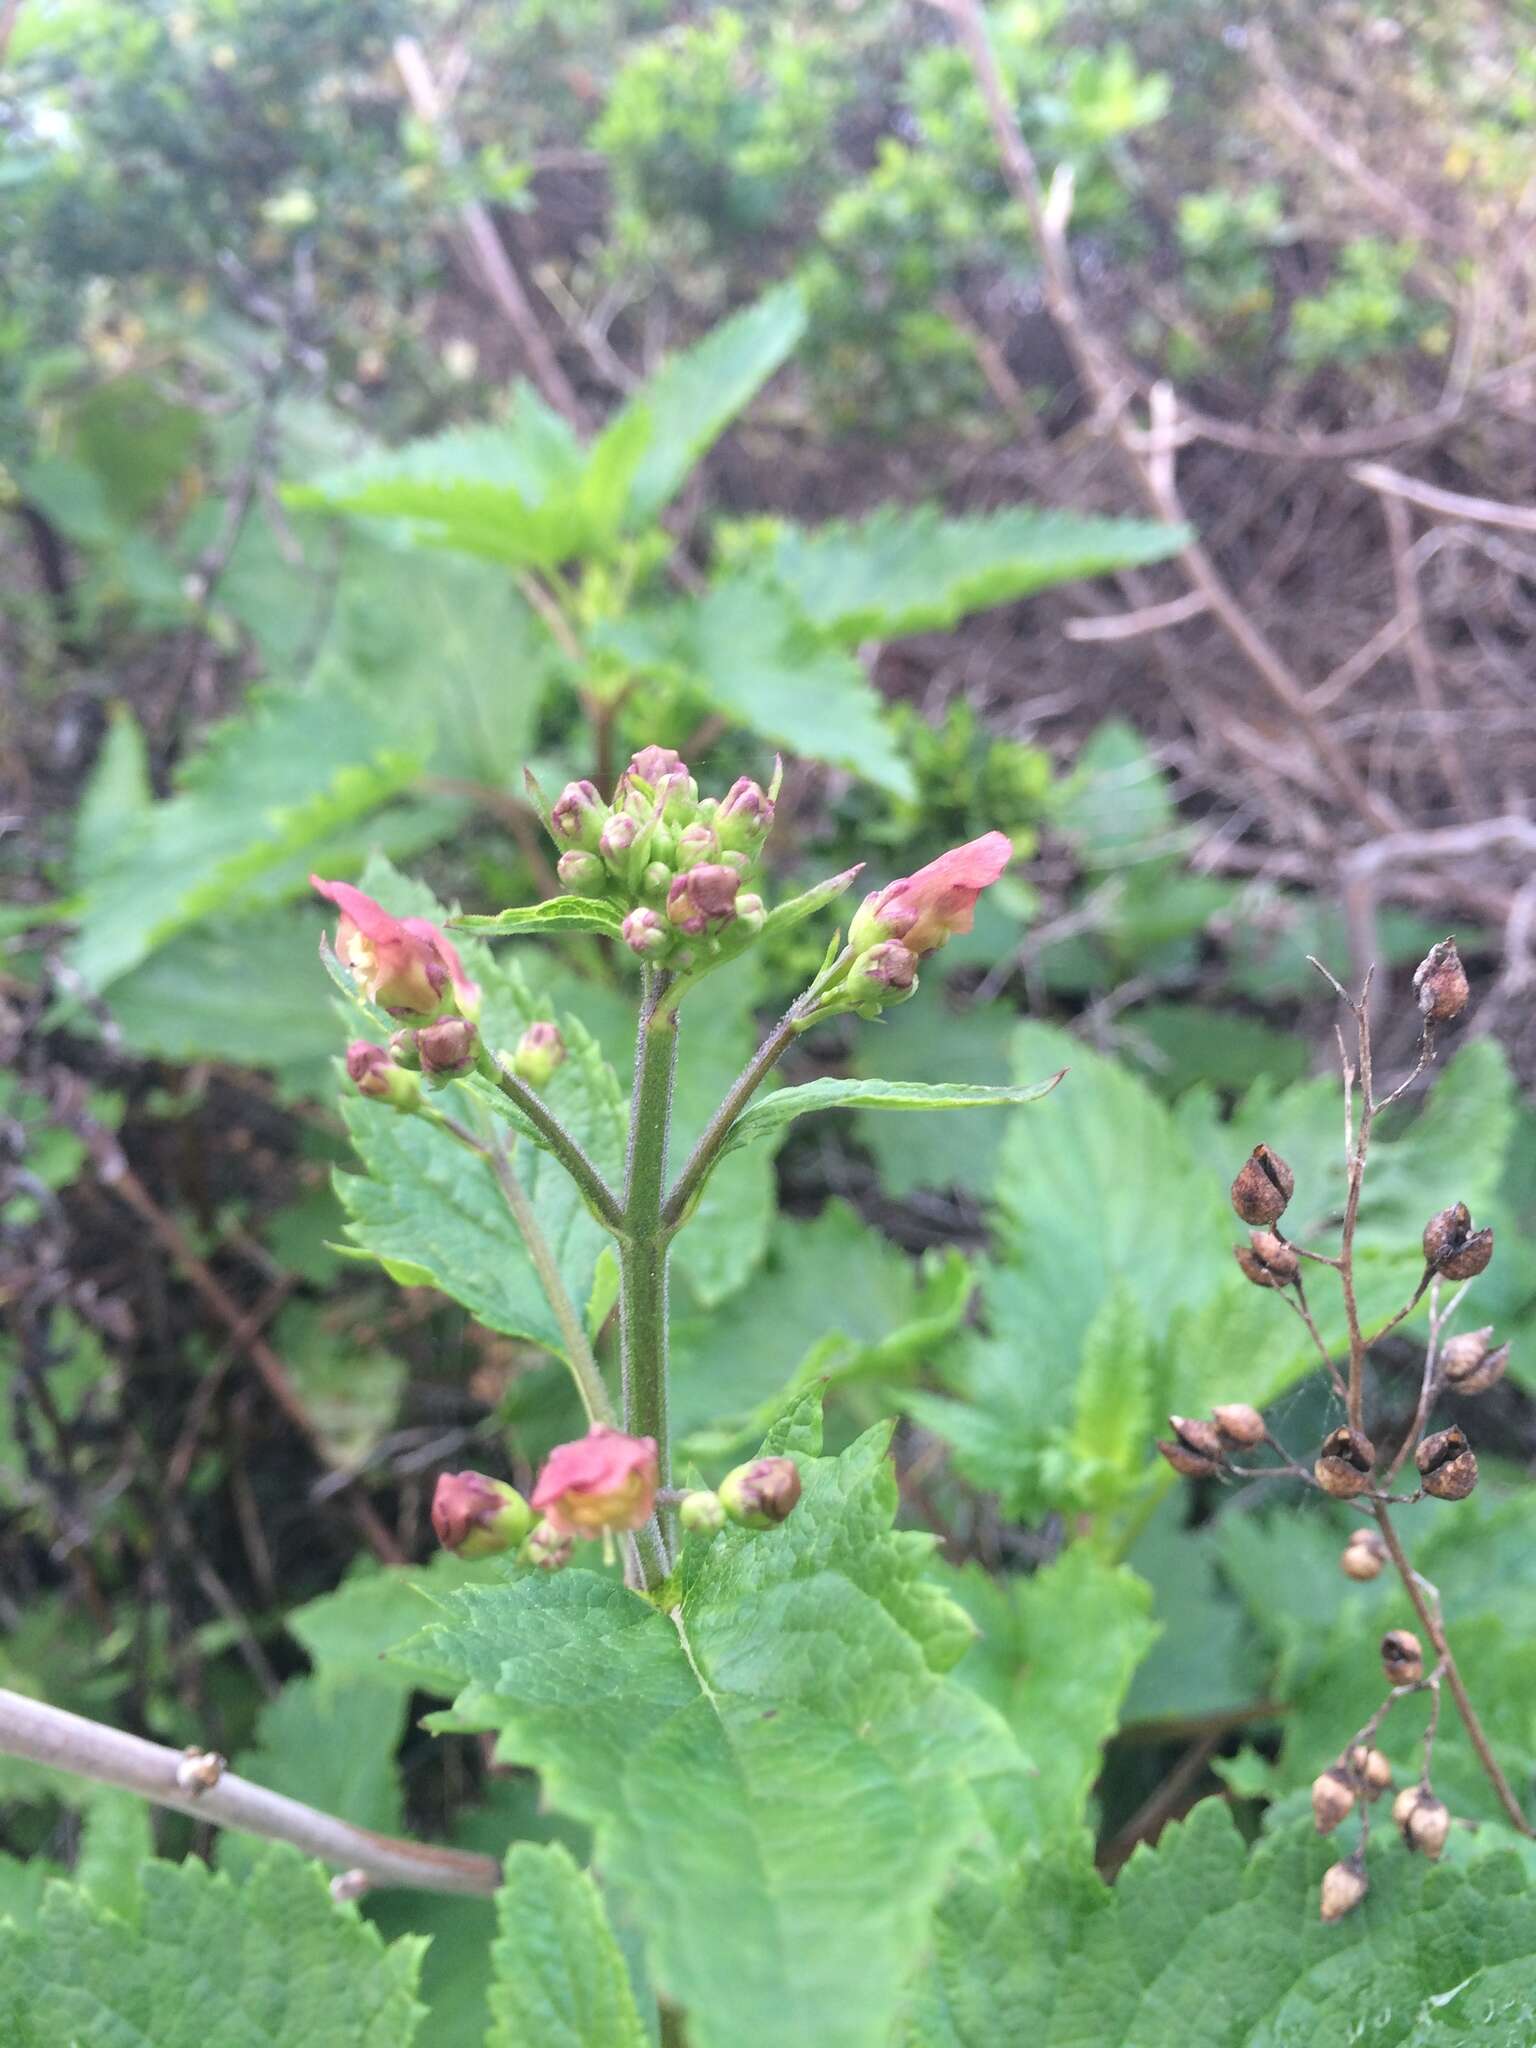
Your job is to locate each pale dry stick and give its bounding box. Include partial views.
[1341,820,1536,1013]
[939,0,1403,839]
[1385,1278,1472,1488]
[1350,464,1536,536]
[392,36,588,430]
[0,1689,500,1896]
[1376,489,1475,815]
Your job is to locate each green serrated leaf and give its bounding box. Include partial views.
[0,1846,425,2046]
[718,1071,1064,1161]
[768,506,1189,645]
[453,898,626,939]
[487,1843,649,2048]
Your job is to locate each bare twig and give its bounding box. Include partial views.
[0,1688,500,1895]
[1375,490,1475,814]
[1350,464,1536,535]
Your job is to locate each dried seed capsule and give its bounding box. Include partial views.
[1230,1144,1296,1227]
[1315,1426,1376,1499]
[1341,1528,1387,1581]
[1399,1788,1451,1859]
[1235,1230,1300,1290]
[1381,1629,1424,1686]
[1312,1767,1357,1834]
[1347,1745,1394,1798]
[1439,1326,1509,1397]
[1415,1425,1478,1501]
[1422,1202,1494,1280]
[1319,1857,1368,1922]
[1213,1402,1266,1448]
[1157,1437,1220,1480]
[1413,937,1469,1024]
[1168,1415,1224,1464]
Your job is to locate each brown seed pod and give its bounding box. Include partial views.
[1312,1767,1357,1834]
[1169,1415,1224,1463]
[1213,1402,1266,1448]
[1235,1229,1301,1290]
[1415,1426,1478,1501]
[1398,1788,1451,1859]
[1347,1745,1394,1798]
[1230,1144,1295,1227]
[1422,1202,1494,1280]
[1319,1857,1368,1922]
[1341,1528,1387,1581]
[1381,1629,1424,1686]
[1413,937,1469,1025]
[1156,1437,1219,1480]
[1315,1426,1376,1499]
[1440,1327,1509,1397]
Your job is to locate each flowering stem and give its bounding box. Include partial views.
[621,969,679,1586]
[486,1062,624,1233]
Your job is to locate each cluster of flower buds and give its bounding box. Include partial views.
[547,746,775,967]
[677,1457,803,1536]
[1155,1402,1266,1480]
[1422,1201,1494,1281]
[809,832,1015,1021]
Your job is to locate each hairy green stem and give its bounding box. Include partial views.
[621,969,679,1587]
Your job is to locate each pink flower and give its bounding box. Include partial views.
[530,1426,659,1537]
[849,832,1013,957]
[311,876,480,1020]
[430,1471,532,1558]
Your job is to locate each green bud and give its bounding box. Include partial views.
[557,849,605,893]
[346,1041,420,1110]
[679,1490,726,1536]
[510,1020,566,1089]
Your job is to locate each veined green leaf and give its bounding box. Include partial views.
[487,1843,649,2048]
[717,1070,1065,1160]
[452,898,627,939]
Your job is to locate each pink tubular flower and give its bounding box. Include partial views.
[530,1426,659,1537]
[311,877,481,1020]
[849,832,1013,958]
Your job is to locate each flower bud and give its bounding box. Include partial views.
[621,906,672,959]
[346,1041,420,1109]
[416,1015,478,1078]
[1381,1629,1424,1686]
[848,833,1013,959]
[1347,1745,1393,1798]
[679,1490,726,1536]
[510,1020,566,1089]
[845,940,919,1008]
[1440,1327,1508,1397]
[1234,1230,1299,1289]
[1341,1528,1387,1581]
[1413,937,1469,1025]
[551,779,607,850]
[1319,1857,1368,1922]
[1422,1202,1494,1280]
[313,877,479,1020]
[1213,1403,1266,1449]
[675,822,720,871]
[641,860,673,898]
[530,1426,659,1537]
[667,863,740,936]
[1230,1145,1295,1227]
[617,745,695,812]
[1397,1787,1450,1859]
[522,1518,574,1572]
[557,848,606,893]
[718,1457,802,1528]
[734,891,766,937]
[1315,1426,1375,1499]
[1415,1425,1478,1501]
[716,776,775,854]
[431,1471,534,1558]
[1312,1766,1356,1834]
[388,1027,421,1069]
[598,813,640,866]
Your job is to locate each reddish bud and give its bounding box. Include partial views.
[599,813,641,863]
[431,1471,534,1558]
[675,822,720,871]
[312,877,480,1021]
[719,1457,802,1528]
[1235,1230,1299,1289]
[1415,1425,1478,1501]
[1413,937,1469,1024]
[622,906,672,959]
[551,779,607,850]
[1315,1426,1375,1499]
[717,776,775,853]
[510,1021,565,1089]
[617,745,695,811]
[846,940,919,1007]
[1230,1144,1294,1227]
[848,832,1013,958]
[416,1015,478,1078]
[667,863,740,936]
[346,1040,420,1109]
[530,1426,659,1537]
